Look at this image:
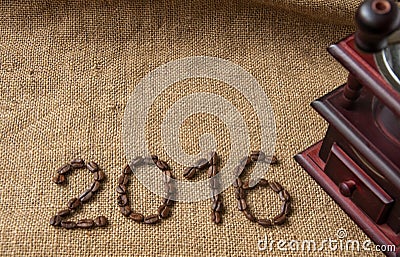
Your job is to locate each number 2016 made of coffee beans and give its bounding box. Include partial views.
[50,152,290,229]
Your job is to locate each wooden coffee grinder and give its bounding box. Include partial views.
[296,1,400,256]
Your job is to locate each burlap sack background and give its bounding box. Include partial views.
[0,0,386,256]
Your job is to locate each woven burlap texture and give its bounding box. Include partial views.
[0,0,385,256]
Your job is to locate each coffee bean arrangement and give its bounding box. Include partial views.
[50,151,290,229]
[184,152,224,224]
[233,151,291,227]
[50,159,108,229]
[117,155,176,225]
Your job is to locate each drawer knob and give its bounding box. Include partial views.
[339,180,356,197]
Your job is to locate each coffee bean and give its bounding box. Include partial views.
[207,165,217,178]
[129,212,144,222]
[70,158,85,169]
[183,167,197,179]
[237,198,247,211]
[280,202,286,214]
[210,211,222,224]
[160,207,171,219]
[215,211,222,224]
[77,219,94,229]
[157,204,165,214]
[281,201,291,216]
[90,181,101,193]
[235,188,246,200]
[86,161,99,173]
[212,166,219,177]
[57,163,72,174]
[57,209,71,217]
[52,174,66,184]
[94,216,108,227]
[57,164,72,175]
[116,184,127,194]
[144,214,160,224]
[143,156,155,165]
[210,211,215,222]
[131,156,144,167]
[212,201,223,212]
[123,165,132,175]
[279,190,290,202]
[195,158,210,170]
[117,194,128,207]
[81,191,93,203]
[156,160,169,171]
[61,221,77,229]
[67,198,81,210]
[94,170,105,181]
[120,205,132,217]
[273,213,286,225]
[79,188,91,199]
[208,151,219,166]
[243,210,256,222]
[269,181,283,193]
[258,179,268,187]
[210,211,216,223]
[258,218,272,227]
[118,174,129,186]
[233,178,243,188]
[79,188,93,203]
[50,215,62,226]
[163,198,174,206]
[158,204,171,219]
